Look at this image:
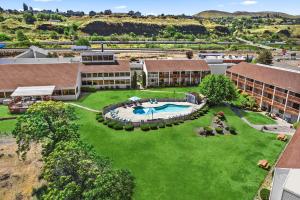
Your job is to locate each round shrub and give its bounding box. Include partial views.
[103,120,108,125]
[108,120,117,128]
[166,122,173,127]
[228,126,237,135]
[97,117,104,123]
[158,123,165,128]
[204,126,213,134]
[140,124,150,131]
[114,123,124,130]
[260,188,270,200]
[124,124,134,131]
[150,123,158,130]
[173,121,179,125]
[179,120,184,123]
[215,127,223,134]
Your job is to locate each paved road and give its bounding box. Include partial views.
[236,37,280,51]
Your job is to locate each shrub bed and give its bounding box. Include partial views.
[124,124,134,131]
[140,124,150,131]
[260,188,270,200]
[215,127,223,134]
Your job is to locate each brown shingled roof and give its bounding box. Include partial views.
[80,60,130,73]
[227,62,300,93]
[277,128,300,168]
[144,60,210,72]
[0,63,79,91]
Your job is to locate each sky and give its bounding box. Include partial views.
[1,0,299,15]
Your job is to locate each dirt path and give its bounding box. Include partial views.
[67,103,100,113]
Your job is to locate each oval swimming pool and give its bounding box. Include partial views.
[133,104,191,115]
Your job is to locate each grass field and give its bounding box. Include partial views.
[0,105,17,134]
[75,89,285,200]
[241,111,277,125]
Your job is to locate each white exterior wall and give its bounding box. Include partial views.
[208,64,229,75]
[271,168,290,200]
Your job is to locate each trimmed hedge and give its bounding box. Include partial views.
[228,126,237,135]
[150,123,158,130]
[158,123,166,128]
[260,188,270,200]
[81,86,97,93]
[113,123,124,130]
[140,124,150,131]
[215,127,223,134]
[124,124,134,131]
[204,126,213,134]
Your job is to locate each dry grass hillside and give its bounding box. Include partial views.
[0,137,43,200]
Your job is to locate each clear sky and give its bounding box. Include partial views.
[1,0,299,15]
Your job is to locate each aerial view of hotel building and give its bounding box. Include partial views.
[226,62,300,123]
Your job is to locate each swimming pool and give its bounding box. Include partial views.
[133,104,191,115]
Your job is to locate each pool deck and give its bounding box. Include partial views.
[105,102,205,123]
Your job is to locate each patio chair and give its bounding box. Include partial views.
[149,99,153,104]
[154,99,158,104]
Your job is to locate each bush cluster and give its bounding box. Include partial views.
[124,124,134,131]
[215,127,223,134]
[81,86,97,93]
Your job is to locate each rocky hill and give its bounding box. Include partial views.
[195,10,299,19]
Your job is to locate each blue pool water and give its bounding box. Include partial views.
[133,104,191,115]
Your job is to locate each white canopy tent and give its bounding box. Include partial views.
[11,86,55,97]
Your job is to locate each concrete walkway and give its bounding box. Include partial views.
[67,103,100,113]
[230,106,295,135]
[141,90,185,94]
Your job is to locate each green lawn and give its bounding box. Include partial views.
[0,105,17,134]
[74,87,199,110]
[75,89,285,200]
[242,111,277,125]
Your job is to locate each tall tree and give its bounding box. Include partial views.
[23,12,36,24]
[199,75,237,105]
[75,38,90,46]
[16,30,28,41]
[257,49,273,65]
[186,51,193,59]
[89,11,96,17]
[142,71,146,87]
[23,3,28,11]
[131,71,137,89]
[42,141,134,200]
[12,101,79,159]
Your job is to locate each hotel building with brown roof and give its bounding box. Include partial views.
[271,127,300,200]
[226,62,300,123]
[143,60,210,87]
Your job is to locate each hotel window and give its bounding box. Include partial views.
[120,72,125,77]
[125,80,130,84]
[82,73,87,78]
[53,90,62,96]
[115,80,120,84]
[0,92,5,98]
[109,73,114,77]
[93,73,98,77]
[76,87,78,94]
[86,81,93,85]
[5,92,12,97]
[104,73,109,77]
[115,72,120,77]
[93,80,103,85]
[103,55,109,60]
[86,73,92,78]
[62,89,75,95]
[109,55,113,60]
[97,73,103,77]
[125,72,130,76]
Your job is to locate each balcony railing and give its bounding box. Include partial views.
[288,95,300,104]
[254,83,263,90]
[262,97,272,105]
[264,87,274,94]
[285,106,300,116]
[275,90,288,99]
[273,101,285,110]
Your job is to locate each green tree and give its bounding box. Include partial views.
[199,75,237,105]
[142,71,146,87]
[23,3,28,11]
[0,33,11,41]
[23,12,36,24]
[186,51,193,59]
[16,30,28,41]
[257,50,273,65]
[131,71,137,89]
[42,141,134,200]
[89,11,96,17]
[12,101,79,159]
[75,38,90,46]
[50,31,59,40]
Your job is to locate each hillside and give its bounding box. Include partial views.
[195,10,299,18]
